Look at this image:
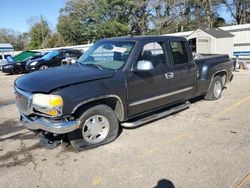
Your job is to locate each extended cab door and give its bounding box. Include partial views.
[127,41,182,117]
[167,41,196,102]
[127,40,196,118]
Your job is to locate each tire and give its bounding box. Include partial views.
[12,66,23,74]
[39,65,49,70]
[204,76,223,100]
[67,104,119,151]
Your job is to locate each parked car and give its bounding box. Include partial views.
[1,51,41,72]
[1,54,46,74]
[6,50,41,63]
[0,54,11,70]
[14,36,233,151]
[25,49,83,72]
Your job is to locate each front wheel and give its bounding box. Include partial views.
[12,66,23,74]
[204,76,223,100]
[39,65,49,70]
[67,104,119,151]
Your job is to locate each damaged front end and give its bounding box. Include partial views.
[16,87,79,149]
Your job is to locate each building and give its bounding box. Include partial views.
[0,43,14,59]
[0,43,14,52]
[187,28,234,57]
[164,24,250,60]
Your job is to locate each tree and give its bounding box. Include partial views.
[221,0,250,24]
[28,16,51,49]
[0,29,29,50]
[57,0,132,44]
[213,17,226,27]
[45,32,65,48]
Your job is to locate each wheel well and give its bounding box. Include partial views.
[73,97,124,121]
[214,71,227,85]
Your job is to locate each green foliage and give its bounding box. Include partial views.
[28,19,51,49]
[58,0,230,44]
[213,17,226,27]
[45,33,65,48]
[95,20,130,39]
[57,0,132,45]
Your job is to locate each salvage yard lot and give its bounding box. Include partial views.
[0,71,249,188]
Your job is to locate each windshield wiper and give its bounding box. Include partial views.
[83,63,104,70]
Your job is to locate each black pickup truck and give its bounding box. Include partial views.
[14,36,233,150]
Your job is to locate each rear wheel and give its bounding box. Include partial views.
[204,76,223,100]
[12,66,23,74]
[39,65,49,70]
[67,104,119,151]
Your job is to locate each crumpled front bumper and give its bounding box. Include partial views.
[20,113,79,134]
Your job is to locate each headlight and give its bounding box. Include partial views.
[30,61,38,66]
[32,94,63,117]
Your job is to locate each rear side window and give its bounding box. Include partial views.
[169,41,188,64]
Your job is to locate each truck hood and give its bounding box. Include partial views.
[15,65,115,93]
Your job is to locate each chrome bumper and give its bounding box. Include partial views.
[20,114,79,134]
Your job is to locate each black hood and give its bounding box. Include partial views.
[15,65,115,93]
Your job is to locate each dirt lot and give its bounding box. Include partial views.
[0,71,249,188]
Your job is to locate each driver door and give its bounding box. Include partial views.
[127,42,175,117]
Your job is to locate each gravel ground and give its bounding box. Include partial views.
[0,71,249,188]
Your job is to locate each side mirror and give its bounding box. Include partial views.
[135,60,154,71]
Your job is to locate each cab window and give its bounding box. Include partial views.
[169,41,188,64]
[138,42,169,68]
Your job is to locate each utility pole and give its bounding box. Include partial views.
[206,0,213,28]
[41,15,44,49]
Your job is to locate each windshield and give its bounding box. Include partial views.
[42,50,59,60]
[77,41,136,70]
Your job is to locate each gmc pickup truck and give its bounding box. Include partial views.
[14,36,233,150]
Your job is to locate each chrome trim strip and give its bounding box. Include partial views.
[71,95,124,120]
[129,87,193,107]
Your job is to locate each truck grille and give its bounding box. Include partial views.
[14,88,31,112]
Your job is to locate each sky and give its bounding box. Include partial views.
[0,0,67,33]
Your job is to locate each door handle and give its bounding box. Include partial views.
[165,72,174,79]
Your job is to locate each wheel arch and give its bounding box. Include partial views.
[208,69,228,88]
[72,95,125,121]
[213,70,227,85]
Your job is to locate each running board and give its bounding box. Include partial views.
[121,101,191,128]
